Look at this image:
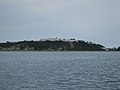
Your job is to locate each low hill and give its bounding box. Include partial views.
[0,40,105,51]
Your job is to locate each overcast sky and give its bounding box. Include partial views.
[0,0,120,47]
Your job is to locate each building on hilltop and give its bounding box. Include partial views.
[40,37,62,41]
[40,37,77,42]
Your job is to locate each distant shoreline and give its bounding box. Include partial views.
[0,39,120,51]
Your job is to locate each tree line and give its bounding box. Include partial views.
[0,40,119,51]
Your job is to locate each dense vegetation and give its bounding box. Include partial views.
[0,40,106,51]
[117,47,120,51]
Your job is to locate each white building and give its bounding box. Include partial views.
[63,38,76,42]
[40,37,77,42]
[40,37,62,41]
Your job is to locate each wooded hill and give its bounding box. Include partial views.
[0,40,105,51]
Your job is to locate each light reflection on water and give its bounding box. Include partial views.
[0,51,120,90]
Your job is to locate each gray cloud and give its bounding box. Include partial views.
[0,0,120,47]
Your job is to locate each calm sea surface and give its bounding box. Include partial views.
[0,51,120,90]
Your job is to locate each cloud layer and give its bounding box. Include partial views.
[0,0,120,47]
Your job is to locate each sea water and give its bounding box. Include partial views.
[0,51,120,90]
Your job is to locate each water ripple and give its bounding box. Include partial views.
[0,51,120,90]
